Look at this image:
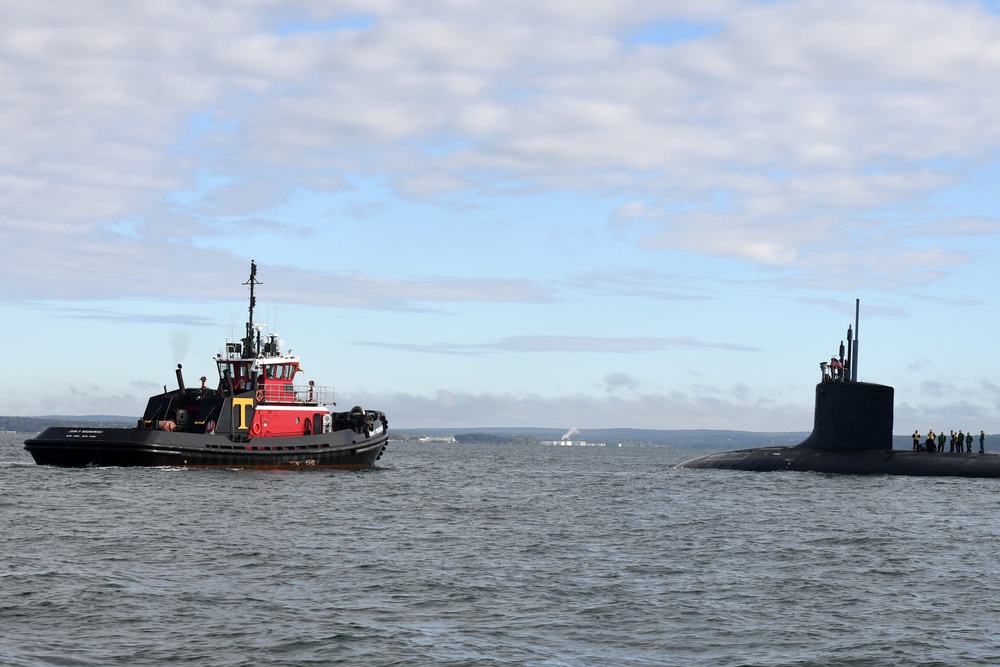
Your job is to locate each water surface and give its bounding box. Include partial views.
[4,435,1000,666]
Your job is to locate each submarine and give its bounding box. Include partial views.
[678,300,1000,477]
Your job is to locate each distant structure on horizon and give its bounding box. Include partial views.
[417,436,456,443]
[540,439,607,447]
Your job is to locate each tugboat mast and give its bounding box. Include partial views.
[242,260,262,357]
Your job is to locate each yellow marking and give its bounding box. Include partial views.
[232,397,254,430]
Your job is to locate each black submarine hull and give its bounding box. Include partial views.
[679,447,1000,477]
[678,374,998,477]
[681,301,998,477]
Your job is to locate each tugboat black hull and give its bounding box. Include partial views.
[24,425,388,469]
[23,262,392,471]
[679,447,1000,478]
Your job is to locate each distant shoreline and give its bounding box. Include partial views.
[2,418,990,451]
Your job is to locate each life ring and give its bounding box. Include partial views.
[251,422,261,435]
[205,419,216,434]
[255,389,264,402]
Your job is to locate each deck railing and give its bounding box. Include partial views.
[260,383,335,405]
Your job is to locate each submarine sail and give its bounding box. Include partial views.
[678,300,1000,477]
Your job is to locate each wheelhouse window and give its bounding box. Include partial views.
[263,363,297,380]
[218,361,251,384]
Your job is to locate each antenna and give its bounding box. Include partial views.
[242,260,262,357]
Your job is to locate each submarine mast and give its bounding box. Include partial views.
[851,298,859,382]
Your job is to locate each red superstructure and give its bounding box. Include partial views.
[215,335,335,438]
[210,260,340,439]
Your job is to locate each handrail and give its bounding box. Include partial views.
[259,383,335,405]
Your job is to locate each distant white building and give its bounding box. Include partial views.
[540,439,606,447]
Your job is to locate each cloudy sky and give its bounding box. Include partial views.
[3,0,1000,433]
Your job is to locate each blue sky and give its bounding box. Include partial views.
[3,0,1000,433]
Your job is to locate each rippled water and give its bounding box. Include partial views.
[4,433,1000,666]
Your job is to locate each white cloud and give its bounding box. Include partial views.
[5,0,1000,295]
[604,372,640,393]
[357,334,759,355]
[1,252,556,309]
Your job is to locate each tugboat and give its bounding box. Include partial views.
[24,261,389,469]
[678,299,1000,477]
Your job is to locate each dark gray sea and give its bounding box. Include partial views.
[4,432,1000,667]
